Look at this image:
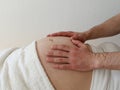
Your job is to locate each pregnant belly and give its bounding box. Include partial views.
[36,37,92,90]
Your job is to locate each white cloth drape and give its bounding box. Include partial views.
[0,41,54,90]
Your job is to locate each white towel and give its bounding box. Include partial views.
[0,41,54,90]
[90,42,120,90]
[1,41,120,90]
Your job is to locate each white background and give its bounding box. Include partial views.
[0,0,120,50]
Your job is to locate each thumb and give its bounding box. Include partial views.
[71,34,78,40]
[71,40,83,47]
[71,34,85,43]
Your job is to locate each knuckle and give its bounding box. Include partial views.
[54,59,57,62]
[48,51,54,55]
[57,51,62,55]
[56,59,62,62]
[58,58,63,62]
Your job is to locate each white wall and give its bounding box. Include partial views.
[0,0,120,50]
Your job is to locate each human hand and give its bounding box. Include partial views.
[46,40,97,71]
[47,31,88,42]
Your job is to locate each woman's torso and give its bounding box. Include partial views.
[36,37,92,90]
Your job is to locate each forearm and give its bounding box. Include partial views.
[95,52,120,70]
[85,13,120,40]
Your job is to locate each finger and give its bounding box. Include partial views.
[53,64,72,70]
[71,34,78,39]
[46,57,69,64]
[71,40,83,47]
[47,31,74,37]
[53,64,88,71]
[71,35,83,42]
[47,49,69,57]
[51,44,70,52]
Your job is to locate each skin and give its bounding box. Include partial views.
[46,39,97,71]
[47,31,87,42]
[36,37,92,90]
[47,13,120,71]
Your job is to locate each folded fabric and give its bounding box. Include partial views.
[90,42,120,90]
[0,41,54,90]
[0,41,120,90]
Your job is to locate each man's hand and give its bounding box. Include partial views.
[47,31,88,42]
[46,40,97,71]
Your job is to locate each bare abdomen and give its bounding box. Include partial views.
[36,37,92,90]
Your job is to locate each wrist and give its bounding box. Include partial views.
[83,31,90,41]
[84,24,104,40]
[92,53,106,69]
[79,31,90,42]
